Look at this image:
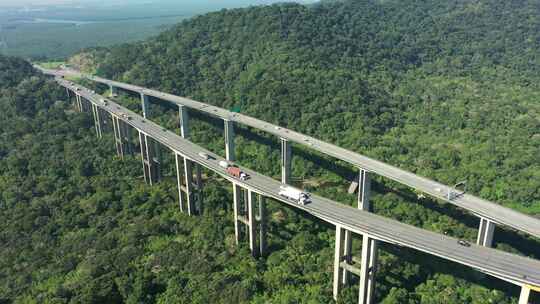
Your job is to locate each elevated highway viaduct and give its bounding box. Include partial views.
[37,66,540,251]
[52,75,539,304]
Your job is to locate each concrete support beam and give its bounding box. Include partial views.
[141,93,150,119]
[179,105,189,139]
[111,116,132,158]
[342,230,353,284]
[247,190,257,257]
[138,132,160,185]
[195,163,203,214]
[224,119,235,161]
[184,158,196,215]
[258,195,267,257]
[91,104,102,138]
[477,218,495,247]
[110,85,118,97]
[281,138,292,184]
[175,153,185,213]
[519,286,531,304]
[232,186,265,257]
[359,235,378,304]
[121,120,133,155]
[65,87,71,99]
[358,168,371,211]
[100,108,111,133]
[342,169,372,286]
[333,225,345,300]
[75,94,82,112]
[233,184,242,244]
[112,115,124,158]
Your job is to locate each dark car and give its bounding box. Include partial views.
[457,240,471,247]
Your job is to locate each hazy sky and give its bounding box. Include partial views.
[0,0,315,8]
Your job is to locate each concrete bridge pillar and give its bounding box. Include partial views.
[519,286,531,304]
[112,115,132,158]
[358,169,371,211]
[333,226,378,304]
[179,105,189,138]
[100,108,111,133]
[348,168,371,211]
[341,169,372,285]
[224,119,235,161]
[174,106,198,215]
[112,115,123,158]
[247,190,257,257]
[75,94,82,112]
[359,235,378,304]
[91,104,102,138]
[233,184,242,244]
[477,218,495,247]
[178,157,202,216]
[110,85,118,97]
[141,93,150,119]
[184,158,195,215]
[258,195,267,256]
[281,138,292,184]
[232,185,266,257]
[121,120,133,155]
[333,225,346,299]
[138,132,161,185]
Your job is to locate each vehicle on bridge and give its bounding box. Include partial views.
[279,186,311,205]
[227,166,249,181]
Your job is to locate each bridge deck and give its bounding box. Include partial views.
[39,66,540,239]
[56,77,540,288]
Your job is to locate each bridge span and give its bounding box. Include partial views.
[50,74,539,304]
[36,66,540,251]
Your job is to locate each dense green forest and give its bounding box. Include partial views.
[2,0,540,302]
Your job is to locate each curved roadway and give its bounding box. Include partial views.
[38,66,540,239]
[56,77,540,289]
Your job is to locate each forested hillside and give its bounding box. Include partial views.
[2,0,540,302]
[82,0,540,214]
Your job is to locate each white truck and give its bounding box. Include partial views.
[278,186,311,205]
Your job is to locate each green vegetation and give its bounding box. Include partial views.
[1,0,540,302]
[38,61,65,69]
[0,17,184,60]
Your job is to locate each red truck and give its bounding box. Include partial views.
[227,166,249,181]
